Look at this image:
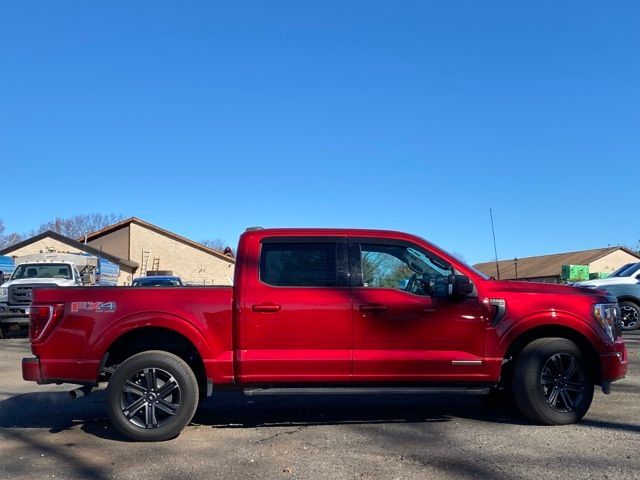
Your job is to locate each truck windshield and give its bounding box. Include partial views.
[12,263,72,280]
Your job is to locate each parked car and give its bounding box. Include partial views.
[22,227,627,441]
[572,261,640,331]
[132,276,183,287]
[588,283,640,331]
[575,262,640,288]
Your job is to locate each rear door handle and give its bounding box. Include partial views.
[360,304,388,315]
[252,303,281,313]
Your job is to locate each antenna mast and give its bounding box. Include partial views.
[490,208,501,279]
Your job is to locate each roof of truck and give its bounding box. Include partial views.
[242,227,435,240]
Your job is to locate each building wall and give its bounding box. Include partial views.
[3,236,135,285]
[4,237,86,257]
[588,250,640,274]
[118,269,134,286]
[128,223,235,285]
[87,226,130,261]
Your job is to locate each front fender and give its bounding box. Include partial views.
[491,309,606,356]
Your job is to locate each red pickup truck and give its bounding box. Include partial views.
[22,228,627,441]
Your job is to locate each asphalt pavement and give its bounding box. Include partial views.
[1,333,638,480]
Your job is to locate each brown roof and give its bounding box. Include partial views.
[83,217,235,264]
[474,246,640,280]
[0,230,139,269]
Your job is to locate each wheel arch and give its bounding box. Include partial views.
[502,325,602,385]
[100,326,208,396]
[617,296,640,306]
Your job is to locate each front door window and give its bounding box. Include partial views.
[359,243,454,298]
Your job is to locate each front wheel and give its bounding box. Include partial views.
[106,350,199,441]
[512,338,594,425]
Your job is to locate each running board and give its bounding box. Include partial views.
[244,386,490,397]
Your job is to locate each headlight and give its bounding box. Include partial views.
[0,287,7,302]
[593,303,620,341]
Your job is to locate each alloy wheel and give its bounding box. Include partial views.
[540,353,586,413]
[120,367,181,429]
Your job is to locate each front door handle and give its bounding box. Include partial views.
[360,304,388,315]
[252,303,281,313]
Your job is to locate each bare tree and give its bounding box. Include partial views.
[201,237,227,252]
[0,214,123,250]
[37,213,124,239]
[0,219,24,250]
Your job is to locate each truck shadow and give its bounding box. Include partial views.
[193,392,525,429]
[0,389,122,440]
[0,388,527,442]
[2,388,639,441]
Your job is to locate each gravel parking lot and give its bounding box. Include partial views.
[1,334,638,480]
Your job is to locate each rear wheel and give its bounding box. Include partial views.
[512,338,593,425]
[619,301,640,331]
[106,350,198,441]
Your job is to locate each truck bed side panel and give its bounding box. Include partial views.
[29,286,234,385]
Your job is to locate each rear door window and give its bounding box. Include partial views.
[260,242,342,287]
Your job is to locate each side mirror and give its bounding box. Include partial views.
[449,274,473,297]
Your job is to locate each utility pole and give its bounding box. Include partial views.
[490,208,501,279]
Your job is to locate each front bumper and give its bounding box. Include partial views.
[600,340,627,383]
[0,303,30,325]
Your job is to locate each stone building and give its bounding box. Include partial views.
[84,217,235,285]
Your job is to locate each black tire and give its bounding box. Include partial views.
[0,326,6,339]
[512,338,594,425]
[619,301,640,331]
[106,350,199,442]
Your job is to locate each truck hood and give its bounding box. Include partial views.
[1,278,76,288]
[486,280,607,298]
[573,277,638,288]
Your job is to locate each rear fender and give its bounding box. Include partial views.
[93,312,230,383]
[95,311,213,358]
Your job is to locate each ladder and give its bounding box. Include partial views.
[141,250,150,276]
[151,257,160,271]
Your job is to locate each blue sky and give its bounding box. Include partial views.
[1,1,638,264]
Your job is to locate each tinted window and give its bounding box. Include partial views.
[260,243,338,287]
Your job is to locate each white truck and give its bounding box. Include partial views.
[0,252,118,338]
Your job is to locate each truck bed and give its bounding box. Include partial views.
[27,286,234,385]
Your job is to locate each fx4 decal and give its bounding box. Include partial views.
[71,301,117,313]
